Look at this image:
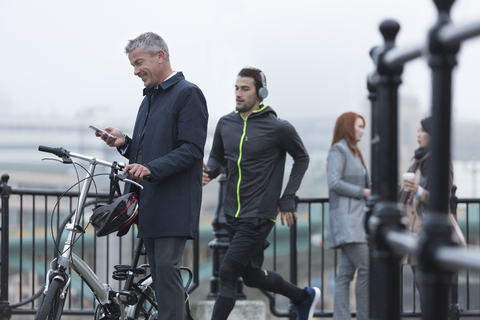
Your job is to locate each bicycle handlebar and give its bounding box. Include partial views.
[38,145,126,169]
[38,145,144,189]
[38,145,69,158]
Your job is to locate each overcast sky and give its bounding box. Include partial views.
[1,0,480,126]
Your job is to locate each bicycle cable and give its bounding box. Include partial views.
[49,176,99,257]
[49,160,111,258]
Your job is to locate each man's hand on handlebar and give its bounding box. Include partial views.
[124,163,151,182]
[95,126,125,148]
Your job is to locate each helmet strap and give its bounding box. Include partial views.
[109,162,122,204]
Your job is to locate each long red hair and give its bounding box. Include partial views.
[331,112,366,167]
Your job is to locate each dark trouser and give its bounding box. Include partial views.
[144,236,187,320]
[211,216,305,320]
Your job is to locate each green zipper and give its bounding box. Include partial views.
[235,117,247,217]
[234,105,268,218]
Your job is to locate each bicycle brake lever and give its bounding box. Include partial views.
[42,157,64,163]
[124,178,144,190]
[116,172,130,180]
[116,172,144,190]
[41,156,73,164]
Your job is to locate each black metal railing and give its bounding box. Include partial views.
[3,173,480,319]
[257,195,480,319]
[367,1,480,319]
[254,197,332,319]
[0,173,199,318]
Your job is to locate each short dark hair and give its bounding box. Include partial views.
[238,67,266,99]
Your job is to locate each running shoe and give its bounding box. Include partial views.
[296,286,321,320]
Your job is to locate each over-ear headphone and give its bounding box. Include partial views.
[257,71,269,100]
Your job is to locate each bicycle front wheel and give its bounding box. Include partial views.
[35,278,66,320]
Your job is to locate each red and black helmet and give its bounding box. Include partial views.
[91,192,138,237]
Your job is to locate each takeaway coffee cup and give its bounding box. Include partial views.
[403,172,415,192]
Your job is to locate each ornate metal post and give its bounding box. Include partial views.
[0,174,12,320]
[418,1,459,319]
[366,57,382,320]
[368,19,405,320]
[366,52,381,228]
[207,174,245,300]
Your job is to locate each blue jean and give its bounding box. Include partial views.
[334,243,369,320]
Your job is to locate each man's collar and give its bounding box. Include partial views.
[143,71,184,96]
[234,104,268,114]
[163,71,177,82]
[143,87,156,96]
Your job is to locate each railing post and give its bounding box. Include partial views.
[288,197,299,320]
[369,203,405,320]
[418,2,460,319]
[207,174,245,300]
[448,186,460,320]
[366,58,382,320]
[369,19,405,320]
[0,174,12,320]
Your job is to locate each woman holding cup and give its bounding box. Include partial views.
[400,116,465,308]
[400,116,464,252]
[402,172,415,192]
[327,112,370,320]
[401,116,435,215]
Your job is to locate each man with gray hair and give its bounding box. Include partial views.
[96,31,208,320]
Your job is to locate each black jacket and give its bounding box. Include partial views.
[121,72,208,239]
[207,105,309,219]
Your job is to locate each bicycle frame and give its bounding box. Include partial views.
[35,146,193,320]
[38,147,147,319]
[43,252,112,307]
[56,153,124,272]
[37,146,192,319]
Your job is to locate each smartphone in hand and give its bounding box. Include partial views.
[89,125,115,139]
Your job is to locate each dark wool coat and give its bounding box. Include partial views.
[121,72,208,239]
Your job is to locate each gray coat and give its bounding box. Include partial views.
[327,139,368,248]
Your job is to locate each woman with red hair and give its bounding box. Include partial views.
[327,112,370,320]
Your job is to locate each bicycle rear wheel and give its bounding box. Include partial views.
[35,278,66,320]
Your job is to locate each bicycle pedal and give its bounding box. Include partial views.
[116,290,138,305]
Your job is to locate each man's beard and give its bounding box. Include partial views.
[236,100,256,113]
